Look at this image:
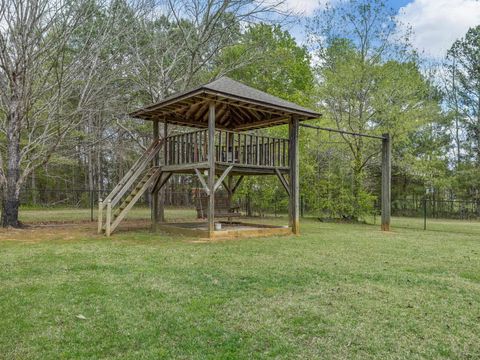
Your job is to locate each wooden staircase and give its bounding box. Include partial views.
[98,139,163,236]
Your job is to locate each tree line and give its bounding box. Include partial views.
[0,0,479,226]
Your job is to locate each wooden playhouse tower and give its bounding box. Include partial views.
[98,77,320,238]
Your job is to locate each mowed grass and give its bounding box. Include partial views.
[18,207,196,223]
[1,212,480,359]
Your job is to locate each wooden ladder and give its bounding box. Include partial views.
[98,139,164,236]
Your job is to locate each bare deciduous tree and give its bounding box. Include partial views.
[0,0,124,227]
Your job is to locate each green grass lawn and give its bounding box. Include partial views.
[1,214,479,359]
[18,207,197,223]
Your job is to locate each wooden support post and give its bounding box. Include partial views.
[158,120,167,223]
[381,133,391,231]
[227,175,233,223]
[208,103,216,236]
[152,120,160,230]
[105,199,112,237]
[289,117,300,235]
[97,198,103,234]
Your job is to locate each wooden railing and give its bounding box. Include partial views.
[167,129,208,166]
[166,129,289,168]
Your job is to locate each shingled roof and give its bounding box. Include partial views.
[130,77,320,130]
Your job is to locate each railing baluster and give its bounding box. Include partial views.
[184,134,187,164]
[202,130,206,162]
[218,130,222,162]
[181,134,185,164]
[179,134,183,164]
[172,136,175,165]
[187,133,193,163]
[256,135,260,166]
[229,131,233,163]
[272,138,276,166]
[238,133,241,164]
[224,131,230,162]
[267,137,270,166]
[167,138,170,165]
[176,136,179,165]
[171,136,175,165]
[185,134,188,164]
[277,138,280,166]
[248,134,252,165]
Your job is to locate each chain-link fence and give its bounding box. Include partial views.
[297,195,480,235]
[392,198,480,220]
[11,188,480,235]
[14,188,290,223]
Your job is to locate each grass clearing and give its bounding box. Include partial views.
[1,211,479,359]
[18,207,196,223]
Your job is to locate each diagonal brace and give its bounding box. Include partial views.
[275,169,290,196]
[231,175,244,195]
[213,165,233,193]
[195,168,210,196]
[151,171,172,194]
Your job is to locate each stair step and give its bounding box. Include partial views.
[100,139,163,236]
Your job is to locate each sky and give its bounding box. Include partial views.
[286,0,480,59]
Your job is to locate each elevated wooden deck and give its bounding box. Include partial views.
[163,129,289,175]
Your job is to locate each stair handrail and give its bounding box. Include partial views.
[110,140,163,208]
[109,167,162,234]
[101,139,161,207]
[112,167,157,217]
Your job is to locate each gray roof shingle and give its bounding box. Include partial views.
[201,77,318,116]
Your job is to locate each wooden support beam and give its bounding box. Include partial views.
[234,117,289,131]
[214,165,233,192]
[151,171,172,194]
[381,133,391,231]
[227,175,233,222]
[231,175,244,195]
[152,120,160,227]
[215,103,229,126]
[275,168,290,196]
[162,162,209,173]
[194,102,210,123]
[208,103,216,235]
[222,180,231,193]
[158,120,168,222]
[185,100,209,118]
[105,199,112,237]
[157,172,172,193]
[194,168,210,195]
[289,117,300,235]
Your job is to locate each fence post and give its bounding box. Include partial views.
[381,133,391,231]
[423,197,427,231]
[98,198,103,234]
[90,190,94,222]
[300,196,304,218]
[105,199,112,237]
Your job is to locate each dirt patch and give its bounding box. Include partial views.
[0,219,152,243]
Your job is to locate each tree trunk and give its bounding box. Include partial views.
[2,112,22,227]
[31,169,37,206]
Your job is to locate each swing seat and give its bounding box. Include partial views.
[195,193,241,219]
